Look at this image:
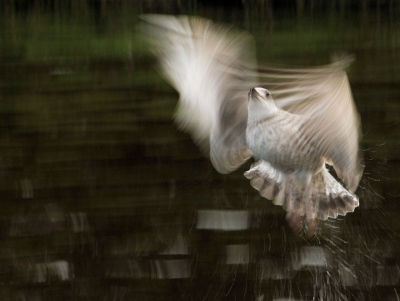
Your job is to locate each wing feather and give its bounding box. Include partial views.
[140,14,256,173]
[256,57,362,191]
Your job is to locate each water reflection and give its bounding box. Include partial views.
[0,1,400,301]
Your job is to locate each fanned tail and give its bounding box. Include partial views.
[315,166,359,220]
[244,160,359,222]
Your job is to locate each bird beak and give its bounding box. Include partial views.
[248,87,260,102]
[248,87,255,101]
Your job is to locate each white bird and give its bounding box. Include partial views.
[140,14,363,235]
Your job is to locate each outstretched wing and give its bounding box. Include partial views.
[256,57,362,191]
[140,14,256,173]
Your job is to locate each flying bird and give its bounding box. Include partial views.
[140,14,363,235]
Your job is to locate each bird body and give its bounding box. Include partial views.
[246,88,322,175]
[141,14,363,234]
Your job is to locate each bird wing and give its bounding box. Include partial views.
[256,57,362,191]
[140,14,256,173]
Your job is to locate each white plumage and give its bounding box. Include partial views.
[141,14,363,234]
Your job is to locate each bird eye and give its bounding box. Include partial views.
[265,91,271,98]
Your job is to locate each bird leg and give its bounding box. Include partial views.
[283,176,294,213]
[303,173,318,237]
[286,173,319,238]
[284,175,306,235]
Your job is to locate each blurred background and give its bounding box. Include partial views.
[0,0,399,300]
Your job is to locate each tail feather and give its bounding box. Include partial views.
[244,161,283,200]
[244,160,359,222]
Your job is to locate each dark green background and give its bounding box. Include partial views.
[0,1,399,300]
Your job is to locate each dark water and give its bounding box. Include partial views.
[0,1,400,300]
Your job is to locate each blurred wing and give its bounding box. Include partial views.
[257,56,362,191]
[140,14,256,173]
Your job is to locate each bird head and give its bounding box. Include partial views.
[247,87,278,124]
